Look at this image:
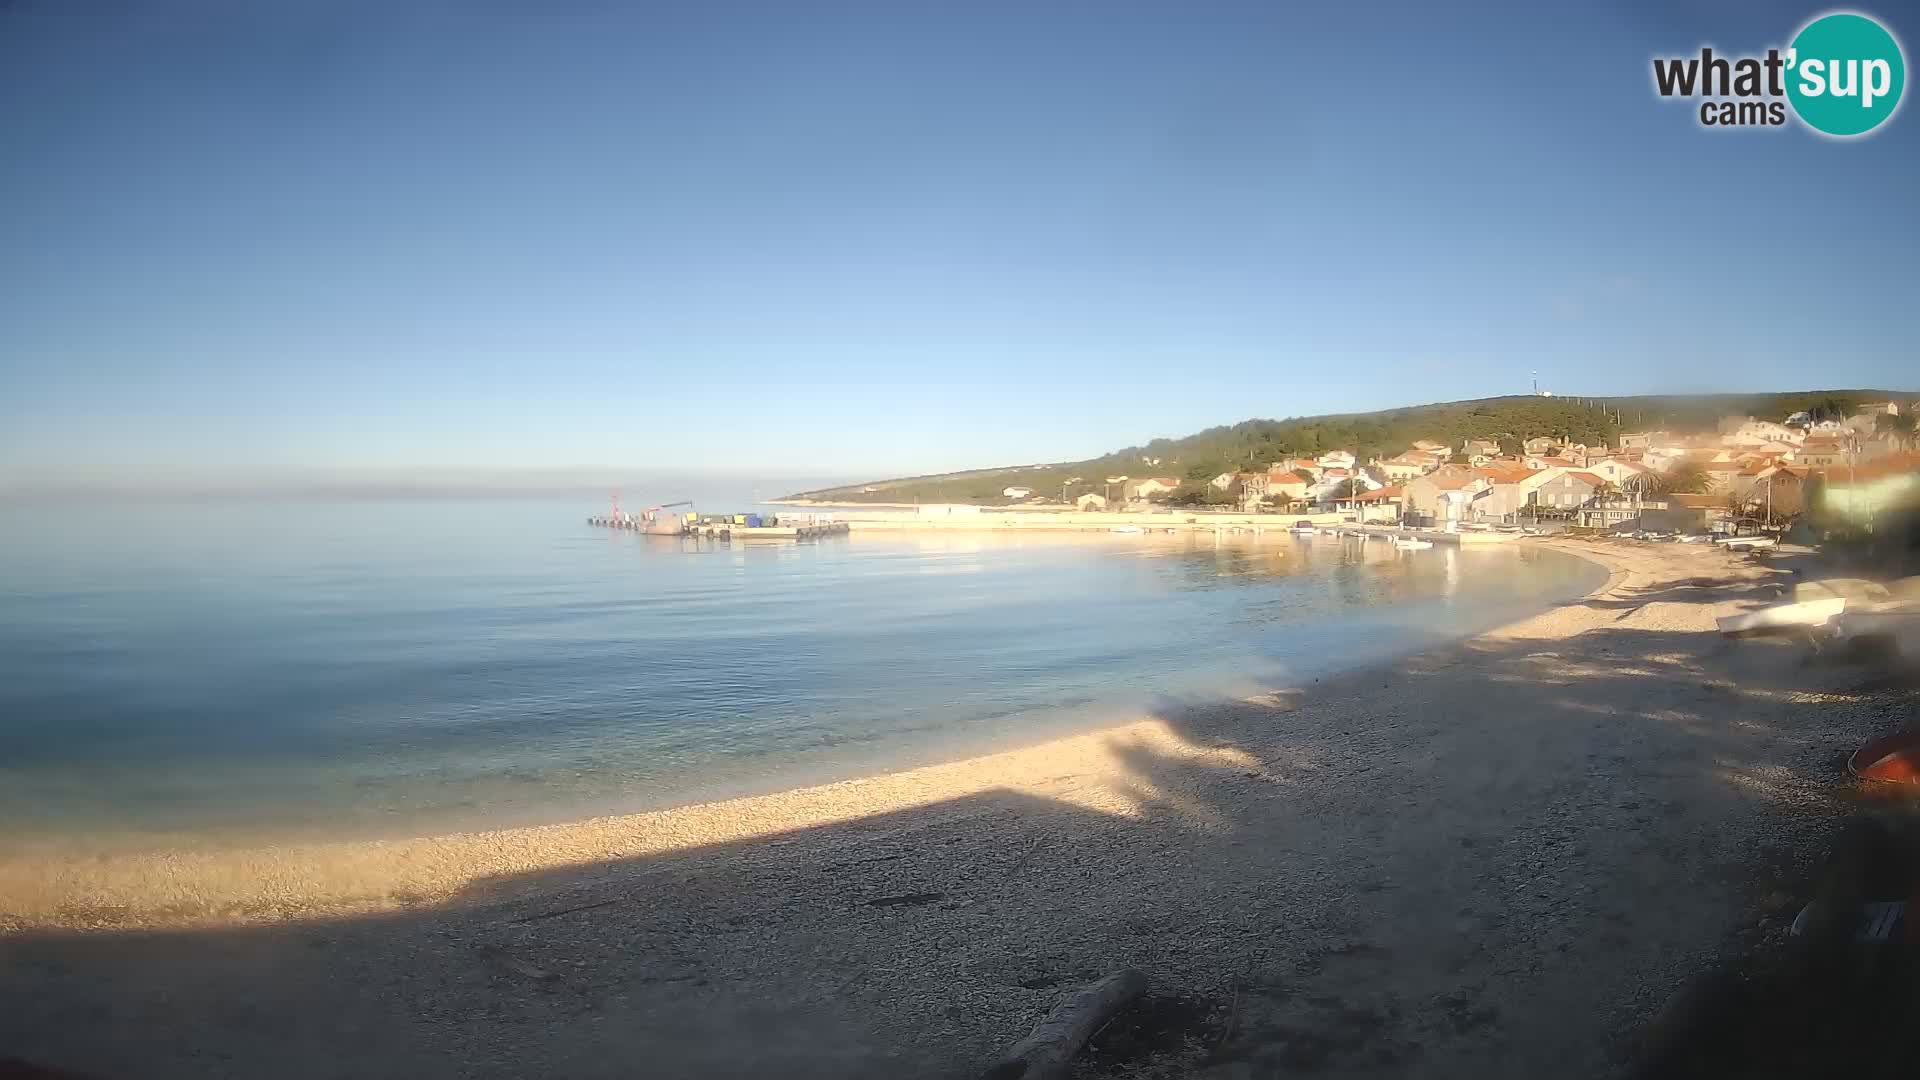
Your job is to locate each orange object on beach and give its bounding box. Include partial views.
[1848,732,1920,783]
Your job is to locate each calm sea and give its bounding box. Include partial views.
[0,498,1603,851]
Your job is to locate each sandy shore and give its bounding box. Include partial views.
[0,710,1268,930]
[0,540,1560,931]
[3,538,1910,1078]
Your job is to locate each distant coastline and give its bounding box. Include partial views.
[782,387,1915,506]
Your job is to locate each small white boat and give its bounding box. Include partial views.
[1714,535,1778,549]
[1393,538,1434,550]
[1795,579,1891,604]
[1827,602,1920,651]
[1832,608,1920,636]
[1715,596,1845,635]
[1110,525,1145,534]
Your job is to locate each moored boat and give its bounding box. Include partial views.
[1715,596,1845,635]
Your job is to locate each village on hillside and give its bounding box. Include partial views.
[1022,399,1919,536]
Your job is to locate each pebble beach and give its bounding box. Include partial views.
[2,538,1905,1078]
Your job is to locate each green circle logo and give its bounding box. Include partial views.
[1786,12,1906,136]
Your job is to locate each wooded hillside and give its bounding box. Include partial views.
[784,389,1913,505]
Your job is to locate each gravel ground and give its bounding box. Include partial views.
[2,539,1910,1078]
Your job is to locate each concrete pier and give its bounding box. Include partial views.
[587,517,850,541]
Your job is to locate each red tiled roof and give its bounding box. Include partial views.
[1566,472,1608,486]
[1353,484,1405,502]
[1818,452,1920,485]
[1420,467,1487,491]
[1477,464,1540,484]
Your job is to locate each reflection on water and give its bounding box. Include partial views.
[0,502,1602,849]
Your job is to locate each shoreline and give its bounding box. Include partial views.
[5,537,1901,1077]
[777,501,1539,538]
[0,539,1632,931]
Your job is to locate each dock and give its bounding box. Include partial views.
[588,500,1525,544]
[587,515,849,541]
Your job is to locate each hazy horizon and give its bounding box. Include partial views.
[5,380,1917,498]
[0,464,866,500]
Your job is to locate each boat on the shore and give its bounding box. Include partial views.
[1827,604,1920,652]
[1794,579,1891,604]
[1715,596,1845,635]
[1110,525,1145,534]
[1848,730,1920,784]
[1393,538,1433,550]
[1714,535,1778,550]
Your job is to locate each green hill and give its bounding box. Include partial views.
[784,389,1913,505]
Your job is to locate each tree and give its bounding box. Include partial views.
[1876,412,1916,448]
[1650,461,1711,495]
[1810,397,1855,422]
[1723,487,1760,527]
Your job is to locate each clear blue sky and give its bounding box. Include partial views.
[3,0,1916,486]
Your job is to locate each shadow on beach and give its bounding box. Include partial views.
[3,557,1915,1079]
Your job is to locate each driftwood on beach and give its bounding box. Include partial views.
[980,969,1148,1080]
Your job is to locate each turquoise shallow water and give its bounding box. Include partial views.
[0,498,1603,848]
